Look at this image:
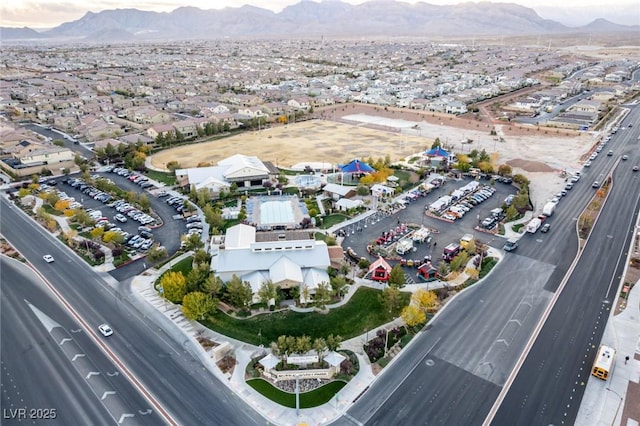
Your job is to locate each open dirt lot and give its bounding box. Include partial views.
[150,119,426,171]
[150,105,602,209]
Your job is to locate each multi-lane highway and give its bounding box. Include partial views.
[490,106,640,424]
[340,105,640,425]
[1,257,161,424]
[0,196,267,425]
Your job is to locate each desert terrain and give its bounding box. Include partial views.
[150,105,605,210]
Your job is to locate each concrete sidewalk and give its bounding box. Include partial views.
[127,248,505,426]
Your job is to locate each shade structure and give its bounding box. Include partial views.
[425,147,449,157]
[339,159,375,173]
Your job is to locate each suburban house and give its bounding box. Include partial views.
[10,141,74,166]
[210,224,331,303]
[147,124,176,140]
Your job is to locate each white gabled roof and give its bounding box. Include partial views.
[269,256,303,285]
[302,268,330,291]
[323,183,353,196]
[225,224,256,249]
[219,154,269,179]
[242,270,269,293]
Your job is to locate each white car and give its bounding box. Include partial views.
[98,324,113,337]
[43,254,55,263]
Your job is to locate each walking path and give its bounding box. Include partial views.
[127,244,500,426]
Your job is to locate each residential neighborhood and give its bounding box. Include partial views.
[2,39,639,179]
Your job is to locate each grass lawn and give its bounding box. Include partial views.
[320,214,351,229]
[169,255,193,275]
[247,379,347,408]
[202,287,410,345]
[41,204,63,216]
[145,169,176,186]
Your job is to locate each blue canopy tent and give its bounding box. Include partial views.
[337,159,375,185]
[339,159,375,173]
[425,147,449,158]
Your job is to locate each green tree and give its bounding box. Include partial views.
[186,263,210,293]
[201,274,223,297]
[295,335,312,354]
[257,280,278,307]
[147,244,168,263]
[159,271,187,303]
[182,233,204,251]
[380,286,401,313]
[193,249,211,266]
[330,275,347,298]
[356,185,370,196]
[138,194,151,212]
[225,275,253,309]
[449,251,470,272]
[73,209,94,227]
[314,282,332,309]
[313,337,327,362]
[388,264,406,288]
[202,204,224,231]
[326,334,343,352]
[438,261,450,277]
[285,336,297,359]
[276,335,289,361]
[43,190,60,206]
[182,291,216,320]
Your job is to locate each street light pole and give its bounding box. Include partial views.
[606,387,623,426]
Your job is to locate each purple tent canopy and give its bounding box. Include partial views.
[339,159,375,173]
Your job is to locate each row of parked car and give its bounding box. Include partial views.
[108,200,156,226]
[105,166,157,190]
[63,176,159,253]
[441,185,497,222]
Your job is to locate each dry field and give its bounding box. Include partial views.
[150,104,603,208]
[150,119,428,171]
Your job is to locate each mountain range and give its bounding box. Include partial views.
[1,1,638,43]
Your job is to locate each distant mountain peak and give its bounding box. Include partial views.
[1,1,637,43]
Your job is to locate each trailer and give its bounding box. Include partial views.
[526,218,542,233]
[542,201,556,217]
[396,239,414,255]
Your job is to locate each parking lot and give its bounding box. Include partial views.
[338,175,518,283]
[41,168,203,280]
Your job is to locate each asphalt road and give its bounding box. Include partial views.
[490,104,640,425]
[339,105,639,425]
[0,196,267,426]
[21,122,93,158]
[1,257,162,425]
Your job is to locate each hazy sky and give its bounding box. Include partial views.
[1,0,637,28]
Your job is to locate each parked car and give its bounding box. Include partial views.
[114,214,127,223]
